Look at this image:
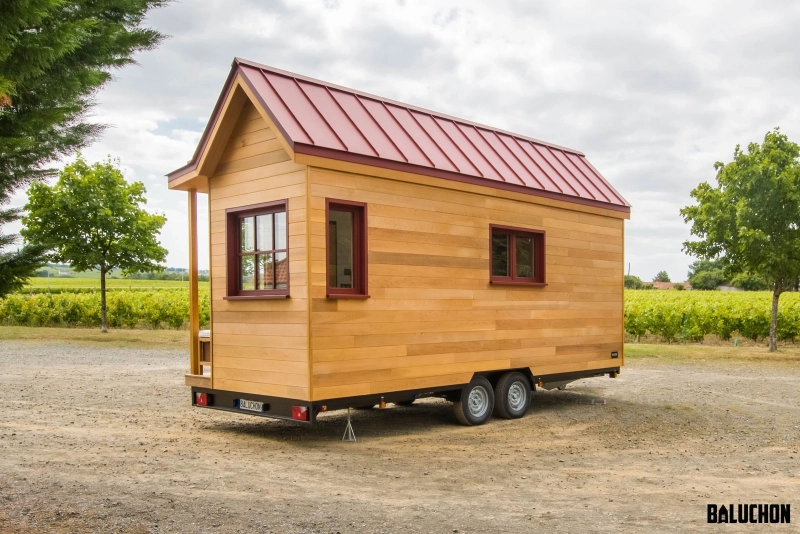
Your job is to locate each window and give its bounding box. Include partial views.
[226,201,289,298]
[489,224,545,285]
[326,199,368,298]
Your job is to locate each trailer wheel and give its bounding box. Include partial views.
[493,372,531,419]
[453,377,494,426]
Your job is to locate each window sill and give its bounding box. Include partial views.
[224,294,290,300]
[489,281,547,287]
[326,294,371,299]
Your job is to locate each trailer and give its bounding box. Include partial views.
[167,58,630,427]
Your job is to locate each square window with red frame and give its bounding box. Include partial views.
[226,201,289,298]
[490,225,546,285]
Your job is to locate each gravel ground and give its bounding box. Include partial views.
[1,338,799,533]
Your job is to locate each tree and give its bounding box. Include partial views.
[0,0,168,297]
[686,258,726,290]
[681,128,800,351]
[22,155,167,331]
[653,271,671,283]
[624,275,645,289]
[730,272,770,291]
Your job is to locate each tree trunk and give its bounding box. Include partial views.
[100,267,108,333]
[769,283,782,352]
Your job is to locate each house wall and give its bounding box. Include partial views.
[208,101,310,400]
[307,165,625,401]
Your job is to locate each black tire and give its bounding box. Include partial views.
[453,377,494,426]
[493,371,531,419]
[395,399,415,406]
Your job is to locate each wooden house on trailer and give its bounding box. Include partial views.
[168,58,631,426]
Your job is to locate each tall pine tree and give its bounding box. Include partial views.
[0,0,168,297]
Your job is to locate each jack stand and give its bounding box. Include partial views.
[342,407,356,442]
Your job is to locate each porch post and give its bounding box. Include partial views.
[188,189,200,375]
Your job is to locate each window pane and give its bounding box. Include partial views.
[516,236,534,278]
[275,251,288,289]
[329,210,354,288]
[274,211,287,250]
[492,233,509,277]
[257,253,275,290]
[240,217,255,252]
[240,255,255,291]
[256,214,273,252]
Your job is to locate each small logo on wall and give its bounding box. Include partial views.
[707,504,790,524]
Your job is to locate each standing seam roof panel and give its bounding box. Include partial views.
[497,136,549,191]
[298,82,377,157]
[436,121,494,179]
[540,146,593,199]
[482,131,541,189]
[329,91,406,161]
[570,154,627,205]
[171,59,630,212]
[385,106,456,172]
[457,125,510,182]
[359,98,430,166]
[416,114,480,176]
[553,150,608,202]
[241,68,312,145]
[264,73,346,150]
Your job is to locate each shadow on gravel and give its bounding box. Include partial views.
[200,389,630,443]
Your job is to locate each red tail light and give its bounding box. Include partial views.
[291,405,308,421]
[195,392,208,406]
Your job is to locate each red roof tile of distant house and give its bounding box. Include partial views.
[169,58,630,213]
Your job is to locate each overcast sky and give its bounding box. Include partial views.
[9,0,800,280]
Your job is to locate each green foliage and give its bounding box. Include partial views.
[0,0,168,298]
[682,129,800,285]
[690,269,724,290]
[653,271,671,282]
[730,272,770,291]
[0,242,46,296]
[673,283,684,291]
[0,289,210,329]
[624,291,800,344]
[624,275,644,289]
[681,128,800,350]
[23,155,167,274]
[22,155,167,331]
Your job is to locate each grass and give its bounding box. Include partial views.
[0,326,187,349]
[625,343,800,364]
[23,278,210,290]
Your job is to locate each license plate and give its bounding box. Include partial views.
[238,399,264,412]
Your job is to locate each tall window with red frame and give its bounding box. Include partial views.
[326,199,368,297]
[490,225,545,285]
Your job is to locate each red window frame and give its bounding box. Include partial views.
[326,199,369,299]
[225,200,290,299]
[489,224,546,286]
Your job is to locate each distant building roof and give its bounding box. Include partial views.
[169,58,630,213]
[651,281,692,290]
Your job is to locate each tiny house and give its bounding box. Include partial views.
[168,58,630,426]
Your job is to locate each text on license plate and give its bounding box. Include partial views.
[238,399,264,412]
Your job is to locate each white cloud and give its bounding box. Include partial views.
[8,0,800,277]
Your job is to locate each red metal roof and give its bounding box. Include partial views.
[170,58,630,213]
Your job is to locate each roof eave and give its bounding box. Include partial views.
[294,143,630,214]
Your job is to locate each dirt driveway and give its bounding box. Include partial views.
[1,335,798,533]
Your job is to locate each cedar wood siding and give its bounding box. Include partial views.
[208,101,311,400]
[308,166,624,401]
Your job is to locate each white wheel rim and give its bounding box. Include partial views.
[467,386,489,418]
[508,381,527,412]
